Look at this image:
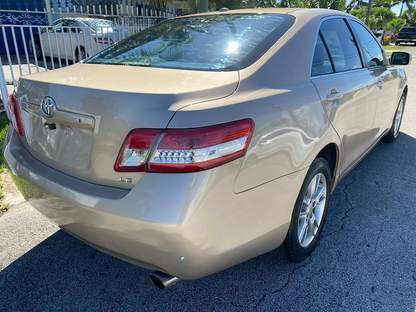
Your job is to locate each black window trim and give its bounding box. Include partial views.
[311,16,366,78]
[346,18,388,69]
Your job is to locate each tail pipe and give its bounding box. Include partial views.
[149,271,180,289]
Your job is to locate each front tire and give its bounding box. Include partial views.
[284,158,332,263]
[382,93,406,143]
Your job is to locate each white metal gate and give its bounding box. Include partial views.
[0,0,180,105]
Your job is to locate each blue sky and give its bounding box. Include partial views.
[391,4,402,15]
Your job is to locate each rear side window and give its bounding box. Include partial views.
[320,19,362,73]
[312,34,333,76]
[85,14,295,71]
[350,21,384,67]
[400,28,416,33]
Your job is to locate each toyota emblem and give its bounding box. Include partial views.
[41,96,57,118]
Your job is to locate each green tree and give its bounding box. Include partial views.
[351,6,396,27]
[149,0,173,8]
[387,18,406,31]
[402,7,416,25]
[372,0,401,8]
[351,7,368,20]
[212,0,245,10]
[346,0,368,13]
[371,6,397,27]
[243,0,280,8]
[398,0,415,17]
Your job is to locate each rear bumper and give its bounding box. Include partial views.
[3,126,307,280]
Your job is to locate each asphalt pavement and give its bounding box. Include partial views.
[1,46,416,312]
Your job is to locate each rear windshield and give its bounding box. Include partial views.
[85,13,295,71]
[400,28,416,33]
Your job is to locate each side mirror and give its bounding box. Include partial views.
[390,52,412,65]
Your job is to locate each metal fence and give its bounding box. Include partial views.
[0,1,182,105]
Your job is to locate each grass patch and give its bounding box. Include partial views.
[0,115,9,215]
[10,174,42,199]
[382,45,409,56]
[0,114,9,169]
[383,45,410,51]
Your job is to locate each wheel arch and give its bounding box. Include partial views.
[403,85,408,97]
[314,142,339,192]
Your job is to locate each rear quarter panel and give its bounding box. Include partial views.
[168,81,340,193]
[168,10,342,193]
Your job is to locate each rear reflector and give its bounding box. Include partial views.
[114,129,161,172]
[148,119,254,173]
[6,94,24,136]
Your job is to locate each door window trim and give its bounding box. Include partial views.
[310,16,365,78]
[346,18,389,69]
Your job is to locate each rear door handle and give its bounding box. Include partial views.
[326,92,343,101]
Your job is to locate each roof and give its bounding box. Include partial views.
[179,8,350,19]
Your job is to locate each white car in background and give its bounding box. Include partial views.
[31,18,131,62]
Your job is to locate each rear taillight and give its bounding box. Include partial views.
[114,129,161,172]
[94,37,114,45]
[6,94,24,136]
[148,120,254,172]
[114,120,254,173]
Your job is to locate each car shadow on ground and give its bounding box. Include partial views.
[1,133,416,311]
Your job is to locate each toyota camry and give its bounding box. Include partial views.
[3,8,411,288]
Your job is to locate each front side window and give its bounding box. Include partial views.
[85,14,295,71]
[63,20,79,33]
[320,19,362,73]
[312,34,333,76]
[49,19,64,33]
[350,21,384,67]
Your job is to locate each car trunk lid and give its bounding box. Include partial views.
[17,63,239,188]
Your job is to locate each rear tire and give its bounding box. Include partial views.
[382,93,406,143]
[34,41,42,59]
[284,158,332,263]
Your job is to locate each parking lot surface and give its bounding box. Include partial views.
[0,46,415,311]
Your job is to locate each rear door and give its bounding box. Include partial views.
[311,17,377,176]
[349,19,402,139]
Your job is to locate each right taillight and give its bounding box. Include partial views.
[114,119,254,173]
[6,94,24,136]
[148,119,254,173]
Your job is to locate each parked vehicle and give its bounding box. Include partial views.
[4,8,411,288]
[395,26,416,45]
[31,18,131,62]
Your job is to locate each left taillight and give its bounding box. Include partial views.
[6,94,24,136]
[114,129,161,172]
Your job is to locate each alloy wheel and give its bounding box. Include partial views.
[393,97,404,138]
[297,173,327,248]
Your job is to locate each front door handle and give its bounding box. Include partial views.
[327,91,343,101]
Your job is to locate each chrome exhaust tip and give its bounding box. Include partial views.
[149,271,180,289]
